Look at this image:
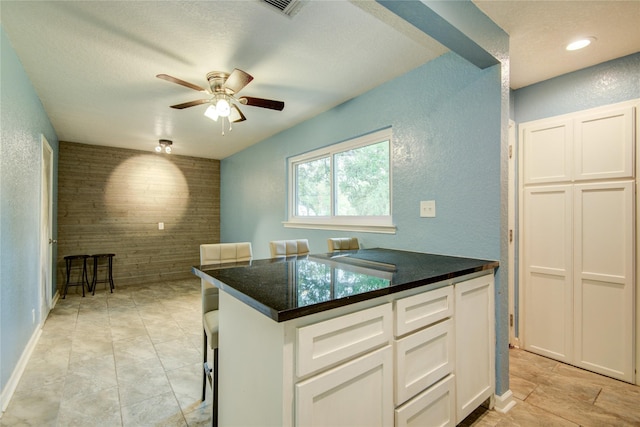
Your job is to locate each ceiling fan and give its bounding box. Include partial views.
[157,68,284,134]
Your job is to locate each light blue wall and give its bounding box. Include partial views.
[515,52,640,123]
[1,26,59,397]
[222,52,501,259]
[221,47,505,383]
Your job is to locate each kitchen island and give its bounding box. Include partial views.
[193,248,498,426]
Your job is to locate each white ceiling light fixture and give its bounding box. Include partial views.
[566,36,596,51]
[155,139,173,154]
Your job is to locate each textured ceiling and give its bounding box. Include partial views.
[2,1,639,159]
[1,1,446,159]
[473,0,640,89]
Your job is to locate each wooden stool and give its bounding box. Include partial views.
[90,253,115,295]
[63,255,90,298]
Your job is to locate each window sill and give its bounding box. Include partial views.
[282,221,396,234]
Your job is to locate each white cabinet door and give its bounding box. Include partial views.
[455,274,495,424]
[296,303,392,377]
[395,374,455,427]
[573,181,635,382]
[522,185,574,362]
[574,106,635,181]
[394,319,454,406]
[295,346,393,427]
[521,118,573,185]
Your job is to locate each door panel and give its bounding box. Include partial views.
[574,106,634,181]
[523,185,573,362]
[574,181,635,381]
[522,119,573,185]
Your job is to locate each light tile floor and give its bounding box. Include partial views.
[1,278,211,427]
[2,278,639,426]
[462,347,640,426]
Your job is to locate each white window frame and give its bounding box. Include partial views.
[284,128,396,234]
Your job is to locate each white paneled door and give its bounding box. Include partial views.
[520,100,637,383]
[573,181,634,381]
[522,185,573,363]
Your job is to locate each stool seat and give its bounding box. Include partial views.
[63,255,90,298]
[90,253,115,295]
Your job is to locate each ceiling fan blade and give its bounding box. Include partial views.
[239,96,285,111]
[157,74,207,92]
[229,104,247,123]
[170,99,210,109]
[224,68,254,94]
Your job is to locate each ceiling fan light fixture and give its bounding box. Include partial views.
[566,37,596,51]
[215,97,231,117]
[204,104,219,121]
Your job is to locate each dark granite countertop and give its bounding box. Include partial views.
[192,248,498,322]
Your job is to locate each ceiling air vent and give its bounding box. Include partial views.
[261,0,304,17]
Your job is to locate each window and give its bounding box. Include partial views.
[286,128,395,233]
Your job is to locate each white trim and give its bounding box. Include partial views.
[507,119,516,346]
[283,220,396,234]
[40,135,54,327]
[0,327,42,414]
[493,389,517,414]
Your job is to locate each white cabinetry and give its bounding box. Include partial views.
[217,271,496,426]
[455,274,495,423]
[393,285,455,426]
[295,303,394,426]
[520,100,637,383]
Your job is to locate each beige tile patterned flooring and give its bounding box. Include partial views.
[2,277,639,426]
[463,348,640,426]
[1,278,211,427]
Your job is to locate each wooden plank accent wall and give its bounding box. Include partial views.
[57,141,220,288]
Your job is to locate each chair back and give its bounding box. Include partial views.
[327,237,360,252]
[200,242,253,313]
[200,242,253,264]
[269,239,310,257]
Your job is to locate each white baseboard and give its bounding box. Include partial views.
[51,289,60,309]
[494,389,517,414]
[0,326,42,414]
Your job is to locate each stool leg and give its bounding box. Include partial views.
[213,347,219,427]
[92,257,98,296]
[63,258,71,299]
[81,259,86,297]
[202,330,207,402]
[108,256,114,293]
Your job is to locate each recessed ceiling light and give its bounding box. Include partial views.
[566,37,596,51]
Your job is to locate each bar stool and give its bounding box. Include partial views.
[63,255,90,298]
[90,253,115,295]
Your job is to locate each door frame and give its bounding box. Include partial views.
[507,120,518,347]
[40,134,54,326]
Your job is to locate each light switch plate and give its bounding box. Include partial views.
[158,222,164,230]
[420,200,436,218]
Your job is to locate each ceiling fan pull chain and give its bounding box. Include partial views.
[221,116,225,136]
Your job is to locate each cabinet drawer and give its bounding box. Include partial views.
[394,318,454,405]
[395,285,453,337]
[296,346,394,427]
[395,374,455,427]
[297,303,392,377]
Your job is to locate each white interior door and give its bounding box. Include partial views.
[522,185,573,363]
[573,181,635,382]
[40,135,54,326]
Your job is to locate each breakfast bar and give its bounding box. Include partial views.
[193,248,499,426]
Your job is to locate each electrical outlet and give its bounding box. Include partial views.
[420,200,436,218]
[158,222,164,230]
